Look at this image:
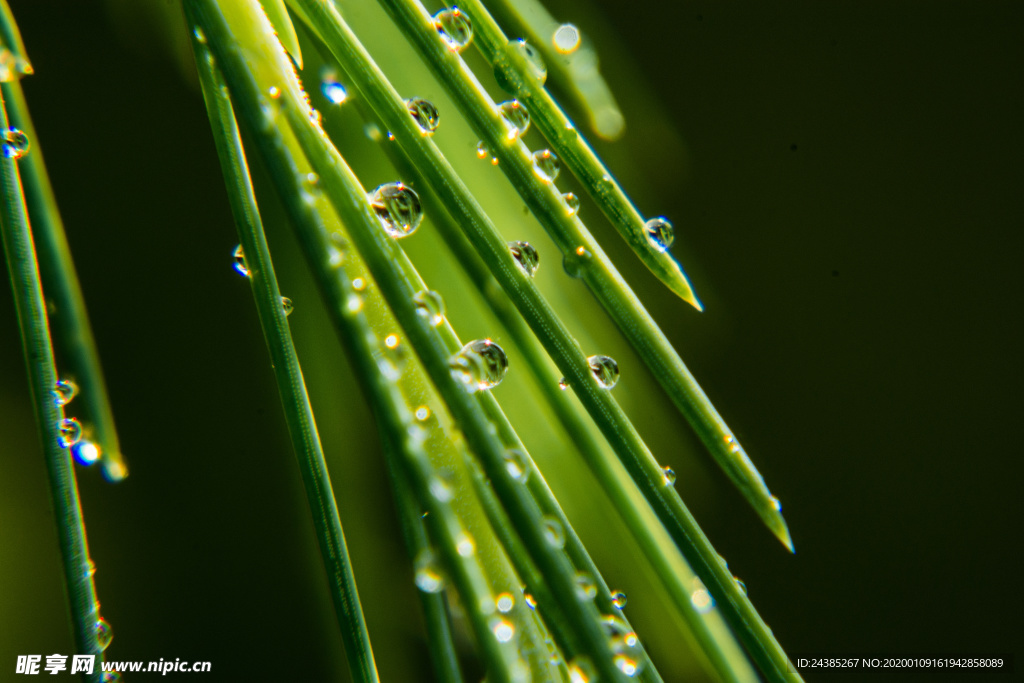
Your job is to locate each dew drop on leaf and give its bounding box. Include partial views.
[368,182,422,239]
[508,241,539,277]
[587,355,619,389]
[433,8,473,52]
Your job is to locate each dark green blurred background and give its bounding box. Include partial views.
[1,1,1021,681]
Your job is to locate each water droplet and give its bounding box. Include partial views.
[563,192,580,216]
[690,578,714,614]
[429,475,453,503]
[496,592,514,613]
[770,495,782,512]
[193,26,207,44]
[58,418,82,448]
[492,617,515,643]
[587,355,619,389]
[96,617,113,650]
[558,377,569,390]
[413,289,445,326]
[368,182,422,239]
[644,217,675,252]
[346,295,363,314]
[734,576,748,596]
[562,245,592,278]
[53,379,79,407]
[531,149,560,183]
[603,614,642,676]
[281,297,294,316]
[233,244,249,277]
[508,241,539,277]
[322,76,348,105]
[402,97,440,135]
[414,548,445,593]
[553,24,581,54]
[3,127,30,159]
[434,8,473,52]
[542,516,565,549]
[449,339,508,392]
[524,592,537,609]
[267,85,281,99]
[352,277,367,292]
[611,591,627,609]
[456,533,476,557]
[476,140,499,165]
[378,333,407,380]
[510,40,547,84]
[414,405,431,422]
[575,571,596,600]
[498,100,530,139]
[568,657,595,683]
[661,466,676,486]
[72,440,101,466]
[504,448,530,482]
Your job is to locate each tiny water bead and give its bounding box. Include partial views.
[2,127,29,159]
[558,377,569,391]
[233,245,249,277]
[72,440,101,467]
[574,571,597,600]
[414,549,445,593]
[414,405,431,422]
[562,191,580,216]
[281,297,294,316]
[53,379,79,407]
[476,140,499,165]
[508,241,539,277]
[321,76,348,105]
[643,217,675,252]
[734,576,748,596]
[449,339,508,392]
[562,245,592,278]
[524,592,537,610]
[368,182,423,239]
[542,516,565,549]
[456,533,476,557]
[429,475,453,503]
[504,448,530,482]
[352,277,367,292]
[568,657,595,683]
[405,97,440,134]
[433,8,473,52]
[510,40,547,85]
[496,592,515,613]
[58,418,82,448]
[553,23,582,54]
[498,100,530,139]
[413,289,445,326]
[96,617,113,650]
[611,591,628,609]
[531,149,560,183]
[492,617,515,643]
[661,466,676,486]
[587,355,619,389]
[345,295,363,314]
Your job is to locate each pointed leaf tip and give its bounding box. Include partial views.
[260,0,303,69]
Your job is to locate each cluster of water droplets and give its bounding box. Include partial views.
[433,8,473,52]
[476,140,499,165]
[449,339,508,392]
[51,377,103,466]
[3,127,29,159]
[603,614,644,677]
[405,97,440,134]
[368,182,423,239]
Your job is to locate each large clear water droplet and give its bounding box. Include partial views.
[233,244,250,277]
[587,355,619,389]
[508,241,539,277]
[574,571,596,600]
[498,100,530,139]
[531,149,560,183]
[504,448,530,482]
[434,8,473,52]
[405,97,440,134]
[368,182,422,239]
[449,339,508,392]
[58,418,82,448]
[72,440,101,467]
[96,617,114,650]
[644,217,675,252]
[2,127,29,159]
[553,24,581,54]
[414,548,445,593]
[511,40,547,84]
[281,297,294,316]
[53,379,79,407]
[562,192,580,216]
[611,591,627,609]
[542,516,565,549]
[661,466,676,486]
[321,75,348,105]
[413,289,445,326]
[563,245,592,278]
[492,617,515,643]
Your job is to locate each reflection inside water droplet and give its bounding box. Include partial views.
[281,297,294,316]
[368,182,423,238]
[563,192,580,216]
[644,217,675,252]
[405,97,441,134]
[3,127,29,159]
[434,8,473,52]
[531,149,560,183]
[587,355,619,389]
[58,418,82,448]
[498,100,530,139]
[449,339,508,392]
[504,448,530,482]
[508,241,539,277]
[53,379,78,407]
[542,516,565,549]
[413,289,445,326]
[611,591,627,609]
[661,466,676,486]
[233,245,249,277]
